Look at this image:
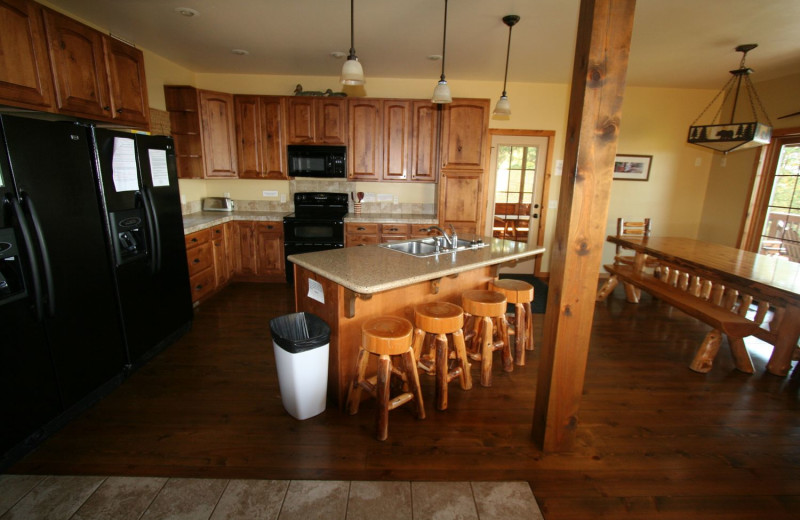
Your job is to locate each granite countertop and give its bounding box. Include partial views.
[183,211,439,234]
[182,211,288,234]
[288,236,546,294]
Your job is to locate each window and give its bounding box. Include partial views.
[749,135,800,262]
[493,145,537,241]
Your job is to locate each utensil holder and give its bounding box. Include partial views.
[354,202,362,215]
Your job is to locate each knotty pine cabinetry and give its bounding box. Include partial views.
[285,97,347,145]
[345,222,435,246]
[234,95,287,179]
[347,98,439,183]
[231,221,284,282]
[0,0,150,128]
[437,98,490,235]
[185,228,217,303]
[164,86,237,179]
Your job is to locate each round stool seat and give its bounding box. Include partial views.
[490,279,534,304]
[462,290,507,317]
[362,316,414,356]
[414,302,464,335]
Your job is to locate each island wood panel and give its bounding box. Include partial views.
[293,264,496,408]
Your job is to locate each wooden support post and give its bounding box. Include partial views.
[532,0,636,453]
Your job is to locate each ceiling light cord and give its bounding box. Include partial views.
[440,0,448,82]
[501,19,513,96]
[349,0,356,59]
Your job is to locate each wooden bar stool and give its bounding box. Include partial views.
[411,302,473,411]
[346,316,425,441]
[462,290,512,387]
[489,279,535,366]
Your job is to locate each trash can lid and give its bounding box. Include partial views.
[270,312,330,353]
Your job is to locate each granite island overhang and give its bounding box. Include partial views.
[287,236,546,409]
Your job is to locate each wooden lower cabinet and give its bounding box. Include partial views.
[184,228,217,303]
[232,221,285,282]
[210,224,230,287]
[345,222,379,247]
[346,222,436,246]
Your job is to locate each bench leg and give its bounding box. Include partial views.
[728,337,754,374]
[689,329,722,373]
[596,275,619,301]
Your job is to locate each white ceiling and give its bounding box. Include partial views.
[46,0,800,90]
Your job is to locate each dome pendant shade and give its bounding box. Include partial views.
[340,0,365,85]
[432,80,452,104]
[341,55,364,85]
[431,0,452,103]
[493,14,519,118]
[493,95,511,116]
[687,44,772,153]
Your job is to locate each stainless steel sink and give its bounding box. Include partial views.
[380,237,487,257]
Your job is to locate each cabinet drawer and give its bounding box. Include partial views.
[186,241,214,276]
[346,222,379,235]
[347,234,379,247]
[189,268,216,302]
[410,225,437,238]
[380,223,410,235]
[185,228,211,249]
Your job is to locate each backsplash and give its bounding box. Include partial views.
[182,178,435,215]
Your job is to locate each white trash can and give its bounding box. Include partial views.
[269,312,330,420]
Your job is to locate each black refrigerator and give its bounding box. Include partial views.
[91,127,192,368]
[0,115,191,469]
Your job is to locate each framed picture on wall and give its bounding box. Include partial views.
[613,154,652,181]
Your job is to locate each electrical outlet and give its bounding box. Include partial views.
[280,194,286,203]
[223,192,230,198]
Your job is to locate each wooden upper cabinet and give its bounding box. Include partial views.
[348,98,382,180]
[440,98,490,172]
[410,101,439,182]
[0,0,54,111]
[234,95,286,179]
[199,90,237,178]
[103,36,149,127]
[438,171,484,235]
[382,100,411,181]
[316,98,347,144]
[164,85,203,179]
[43,8,111,119]
[286,96,346,145]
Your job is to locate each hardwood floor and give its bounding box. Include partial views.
[10,282,800,519]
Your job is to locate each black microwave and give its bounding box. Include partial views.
[287,145,347,178]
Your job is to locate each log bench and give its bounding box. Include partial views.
[602,263,760,373]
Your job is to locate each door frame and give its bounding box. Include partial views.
[486,129,555,276]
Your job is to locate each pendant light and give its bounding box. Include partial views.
[432,0,451,103]
[687,44,772,153]
[341,0,365,85]
[493,15,520,117]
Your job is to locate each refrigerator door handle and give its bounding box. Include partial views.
[140,188,161,274]
[21,191,56,318]
[7,194,45,321]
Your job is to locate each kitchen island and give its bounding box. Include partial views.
[288,237,546,408]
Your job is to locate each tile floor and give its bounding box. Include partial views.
[0,475,543,519]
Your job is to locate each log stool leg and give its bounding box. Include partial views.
[480,316,495,387]
[376,354,391,441]
[451,329,473,390]
[523,302,534,351]
[347,347,370,415]
[435,333,449,410]
[489,279,535,366]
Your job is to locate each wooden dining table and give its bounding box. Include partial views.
[605,236,800,376]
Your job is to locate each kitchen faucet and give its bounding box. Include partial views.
[424,224,458,249]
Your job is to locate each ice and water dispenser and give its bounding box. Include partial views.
[109,208,148,266]
[0,227,25,304]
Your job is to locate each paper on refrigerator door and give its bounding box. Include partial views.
[111,137,140,192]
[148,149,170,187]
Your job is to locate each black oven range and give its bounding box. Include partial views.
[283,192,348,283]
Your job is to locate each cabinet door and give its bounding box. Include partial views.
[234,95,263,178]
[210,225,229,287]
[438,171,484,235]
[103,36,150,127]
[255,223,284,278]
[164,86,204,179]
[316,98,347,144]
[286,97,315,144]
[411,100,439,182]
[383,100,411,181]
[440,99,489,171]
[43,8,111,119]
[348,99,381,180]
[234,221,257,276]
[0,0,55,111]
[199,90,238,178]
[260,96,287,179]
[224,221,237,279]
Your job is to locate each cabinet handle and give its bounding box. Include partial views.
[357,227,366,231]
[103,106,110,111]
[193,258,200,263]
[191,237,198,243]
[267,225,274,229]
[214,229,222,234]
[116,108,123,113]
[195,284,204,290]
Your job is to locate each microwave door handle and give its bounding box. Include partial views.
[20,192,54,319]
[6,195,45,320]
